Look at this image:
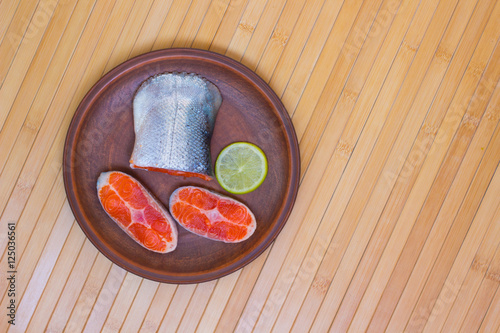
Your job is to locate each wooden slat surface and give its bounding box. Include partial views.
[1,0,498,331]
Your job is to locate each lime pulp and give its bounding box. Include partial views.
[215,142,268,194]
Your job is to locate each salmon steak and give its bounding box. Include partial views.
[97,171,178,253]
[129,72,222,181]
[169,186,256,243]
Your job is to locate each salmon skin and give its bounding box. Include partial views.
[129,72,222,181]
[169,186,256,243]
[97,171,178,253]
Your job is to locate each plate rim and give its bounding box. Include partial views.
[63,48,300,284]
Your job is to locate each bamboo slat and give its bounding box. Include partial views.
[157,284,197,332]
[271,0,342,101]
[0,0,94,214]
[44,240,99,332]
[436,174,500,332]
[209,0,249,55]
[139,283,177,332]
[0,0,78,174]
[62,255,117,332]
[0,0,43,90]
[25,222,85,331]
[383,0,500,328]
[7,202,74,332]
[291,0,457,329]
[197,272,240,332]
[2,0,498,331]
[402,87,500,331]
[103,0,156,73]
[191,0,231,50]
[128,0,175,59]
[346,5,500,330]
[99,273,143,333]
[214,247,269,333]
[479,281,500,332]
[0,0,22,45]
[0,172,67,324]
[171,0,213,49]
[255,0,318,83]
[176,280,218,332]
[239,0,289,70]
[152,0,193,51]
[460,244,500,332]
[290,0,365,137]
[319,0,498,327]
[368,41,500,332]
[120,279,158,332]
[225,0,268,61]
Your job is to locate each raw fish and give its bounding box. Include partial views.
[97,171,178,253]
[130,72,222,181]
[170,186,256,243]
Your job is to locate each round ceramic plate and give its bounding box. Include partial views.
[63,48,300,284]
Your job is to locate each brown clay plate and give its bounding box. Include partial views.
[63,48,300,284]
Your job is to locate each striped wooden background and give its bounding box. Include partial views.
[1,0,499,331]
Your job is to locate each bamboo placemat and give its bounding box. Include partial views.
[1,0,498,331]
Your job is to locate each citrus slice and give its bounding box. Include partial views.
[215,142,268,194]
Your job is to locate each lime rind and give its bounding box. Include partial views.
[215,142,268,194]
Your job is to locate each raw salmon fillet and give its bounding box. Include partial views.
[169,186,256,243]
[97,171,177,253]
[129,72,222,181]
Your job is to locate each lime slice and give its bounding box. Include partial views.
[215,142,268,194]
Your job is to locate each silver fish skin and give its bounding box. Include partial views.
[130,72,222,180]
